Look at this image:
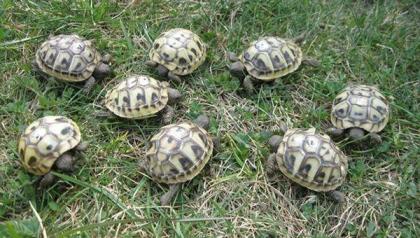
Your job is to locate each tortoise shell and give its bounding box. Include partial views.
[275,128,348,192]
[35,34,101,82]
[240,37,303,81]
[18,116,81,176]
[145,121,213,184]
[104,75,169,119]
[149,28,206,75]
[331,85,389,133]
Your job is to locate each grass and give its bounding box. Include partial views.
[0,0,419,237]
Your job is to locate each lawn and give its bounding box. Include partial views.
[0,0,419,237]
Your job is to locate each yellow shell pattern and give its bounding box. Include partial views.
[276,128,348,192]
[105,75,169,119]
[149,28,206,75]
[241,37,303,81]
[331,85,389,133]
[18,116,81,176]
[146,122,213,184]
[35,34,101,82]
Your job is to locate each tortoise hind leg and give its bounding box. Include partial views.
[194,114,210,129]
[302,57,320,67]
[211,137,221,153]
[160,184,181,205]
[291,32,306,45]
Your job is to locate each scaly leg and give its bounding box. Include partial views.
[243,75,255,94]
[168,71,181,83]
[266,153,277,175]
[327,127,344,137]
[328,190,345,203]
[160,184,181,205]
[38,172,57,189]
[82,76,96,93]
[161,105,174,124]
[55,152,75,172]
[349,128,365,141]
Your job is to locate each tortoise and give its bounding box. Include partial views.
[146,28,206,82]
[101,75,181,123]
[141,115,218,205]
[228,34,319,93]
[267,127,348,202]
[328,85,390,143]
[32,34,112,92]
[18,116,88,188]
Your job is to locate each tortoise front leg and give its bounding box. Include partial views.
[348,128,365,141]
[302,57,320,67]
[229,61,246,80]
[327,127,345,138]
[369,133,382,144]
[156,64,169,77]
[161,105,175,124]
[160,184,181,205]
[266,153,277,176]
[243,75,255,94]
[268,135,283,153]
[75,141,89,151]
[92,62,112,81]
[38,172,57,189]
[82,76,96,93]
[167,71,181,83]
[38,152,77,189]
[102,53,112,64]
[145,60,158,68]
[55,152,75,172]
[227,52,239,62]
[327,190,345,203]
